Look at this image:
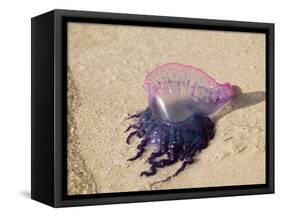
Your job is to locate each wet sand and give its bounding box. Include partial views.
[67,22,266,195]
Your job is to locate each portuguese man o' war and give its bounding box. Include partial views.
[125,63,235,183]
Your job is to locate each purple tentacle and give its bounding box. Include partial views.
[140,165,157,177]
[126,131,139,144]
[148,145,167,164]
[141,157,178,177]
[124,124,139,133]
[173,160,190,177]
[150,160,191,187]
[126,111,143,120]
[154,158,178,168]
[128,137,149,161]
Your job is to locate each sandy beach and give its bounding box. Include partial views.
[67,22,266,195]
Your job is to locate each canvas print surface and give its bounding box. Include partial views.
[67,22,266,195]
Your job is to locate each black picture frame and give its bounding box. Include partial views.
[31,9,274,207]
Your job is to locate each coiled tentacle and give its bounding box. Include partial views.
[125,107,215,182]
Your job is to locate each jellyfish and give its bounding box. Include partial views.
[125,63,235,182]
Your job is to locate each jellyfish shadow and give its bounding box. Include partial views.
[213,85,265,122]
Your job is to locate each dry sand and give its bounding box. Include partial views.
[67,22,266,195]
